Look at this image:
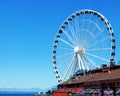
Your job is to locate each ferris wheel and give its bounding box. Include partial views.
[52,9,115,83]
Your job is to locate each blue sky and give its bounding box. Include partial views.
[0,0,120,89]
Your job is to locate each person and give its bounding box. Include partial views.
[69,92,72,96]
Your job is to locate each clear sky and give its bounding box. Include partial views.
[0,0,120,89]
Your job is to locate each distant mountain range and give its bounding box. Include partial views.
[0,85,57,93]
[0,87,46,92]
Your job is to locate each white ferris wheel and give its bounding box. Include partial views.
[52,9,115,83]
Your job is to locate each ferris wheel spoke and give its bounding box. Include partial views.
[83,18,100,40]
[60,55,73,75]
[82,56,90,70]
[63,54,75,81]
[68,23,79,45]
[80,15,86,39]
[79,19,101,44]
[72,56,78,75]
[81,20,95,42]
[75,16,83,42]
[57,55,72,68]
[87,48,111,51]
[94,24,106,39]
[75,16,79,32]
[62,29,76,46]
[87,57,98,68]
[80,29,96,40]
[57,47,73,51]
[86,52,109,62]
[84,55,98,68]
[82,19,101,31]
[59,38,74,48]
[68,23,76,43]
[75,17,81,44]
[69,56,76,77]
[88,35,110,48]
[56,52,74,59]
[87,18,93,31]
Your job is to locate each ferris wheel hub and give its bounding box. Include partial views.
[74,46,86,54]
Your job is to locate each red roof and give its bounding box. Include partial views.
[59,67,120,85]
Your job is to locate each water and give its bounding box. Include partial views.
[0,92,35,96]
